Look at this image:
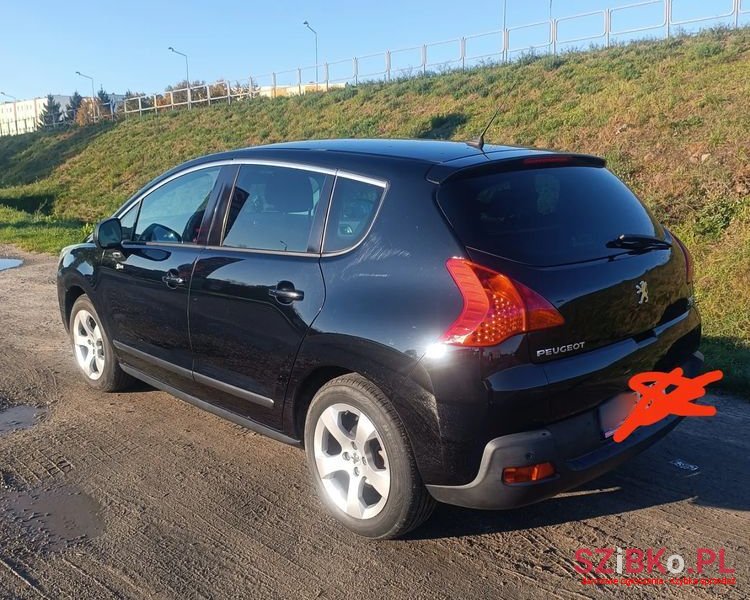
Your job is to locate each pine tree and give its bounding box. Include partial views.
[97,87,112,117]
[66,91,83,122]
[38,94,62,128]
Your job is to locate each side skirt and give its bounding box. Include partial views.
[119,362,302,448]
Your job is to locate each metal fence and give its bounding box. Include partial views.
[0,102,117,137]
[1,0,747,132]
[120,0,748,117]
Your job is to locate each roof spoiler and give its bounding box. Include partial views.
[427,152,606,184]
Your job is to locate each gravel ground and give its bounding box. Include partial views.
[0,247,748,599]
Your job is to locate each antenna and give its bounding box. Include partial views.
[466,80,518,151]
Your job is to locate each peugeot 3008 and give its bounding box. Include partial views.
[57,139,703,538]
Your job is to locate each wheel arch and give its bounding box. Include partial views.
[64,285,87,329]
[283,334,445,483]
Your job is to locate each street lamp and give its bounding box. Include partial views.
[75,71,97,121]
[303,21,319,85]
[168,46,191,109]
[0,91,19,135]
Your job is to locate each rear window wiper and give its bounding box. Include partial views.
[606,234,672,251]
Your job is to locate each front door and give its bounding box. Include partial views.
[98,165,224,389]
[188,163,330,428]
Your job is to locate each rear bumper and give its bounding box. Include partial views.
[426,350,703,510]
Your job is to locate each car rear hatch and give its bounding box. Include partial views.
[434,154,693,366]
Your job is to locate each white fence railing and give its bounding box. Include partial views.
[1,0,747,133]
[119,0,747,117]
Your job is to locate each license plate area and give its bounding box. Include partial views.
[599,391,639,439]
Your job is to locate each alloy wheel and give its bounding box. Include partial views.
[313,403,391,519]
[72,309,105,380]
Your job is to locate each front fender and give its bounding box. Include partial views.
[57,243,100,330]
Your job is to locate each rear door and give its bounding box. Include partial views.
[436,161,691,360]
[188,163,331,428]
[98,164,226,389]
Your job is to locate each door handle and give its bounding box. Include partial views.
[162,269,185,289]
[269,281,304,304]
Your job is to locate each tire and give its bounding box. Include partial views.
[69,295,132,392]
[304,374,436,539]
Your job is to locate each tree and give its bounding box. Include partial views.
[74,98,98,126]
[97,87,111,105]
[38,94,62,128]
[66,91,83,122]
[97,87,112,117]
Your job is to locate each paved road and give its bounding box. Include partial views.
[0,248,748,599]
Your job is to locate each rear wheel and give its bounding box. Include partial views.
[70,295,132,392]
[304,374,435,539]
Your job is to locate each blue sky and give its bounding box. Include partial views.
[0,0,743,99]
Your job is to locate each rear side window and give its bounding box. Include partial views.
[223,165,326,253]
[323,177,384,253]
[437,166,661,266]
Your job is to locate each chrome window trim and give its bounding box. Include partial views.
[321,176,390,258]
[116,159,387,216]
[114,157,389,257]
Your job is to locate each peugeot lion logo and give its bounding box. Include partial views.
[636,280,649,304]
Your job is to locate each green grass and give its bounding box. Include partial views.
[0,27,748,392]
[0,206,91,254]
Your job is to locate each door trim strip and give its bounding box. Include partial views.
[119,363,299,446]
[113,340,275,409]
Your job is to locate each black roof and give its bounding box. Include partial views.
[130,140,598,209]
[259,139,521,163]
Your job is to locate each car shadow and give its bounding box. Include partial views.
[407,402,750,540]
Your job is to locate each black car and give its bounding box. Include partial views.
[57,139,702,538]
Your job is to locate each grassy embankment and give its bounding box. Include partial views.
[1,28,748,389]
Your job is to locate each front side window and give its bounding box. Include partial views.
[118,202,138,241]
[134,167,221,244]
[223,165,326,252]
[323,177,384,253]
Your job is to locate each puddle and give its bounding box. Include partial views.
[0,404,46,436]
[0,485,103,552]
[0,258,23,271]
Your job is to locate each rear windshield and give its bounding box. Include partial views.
[437,166,661,266]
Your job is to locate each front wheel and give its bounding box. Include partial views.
[304,374,435,539]
[69,295,132,392]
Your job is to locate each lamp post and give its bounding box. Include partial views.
[168,46,191,109]
[75,71,97,121]
[0,91,19,135]
[502,0,508,62]
[303,21,319,86]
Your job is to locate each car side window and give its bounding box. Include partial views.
[323,177,384,253]
[118,202,138,241]
[223,165,326,253]
[134,167,221,244]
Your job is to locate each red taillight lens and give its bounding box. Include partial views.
[671,233,694,285]
[443,258,564,347]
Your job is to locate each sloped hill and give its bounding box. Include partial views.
[0,27,747,388]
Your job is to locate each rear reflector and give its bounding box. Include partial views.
[502,462,556,485]
[442,258,564,347]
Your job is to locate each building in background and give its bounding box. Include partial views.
[0,95,72,136]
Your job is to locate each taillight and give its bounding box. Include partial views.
[671,233,694,284]
[442,258,564,347]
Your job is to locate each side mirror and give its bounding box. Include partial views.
[94,217,123,249]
